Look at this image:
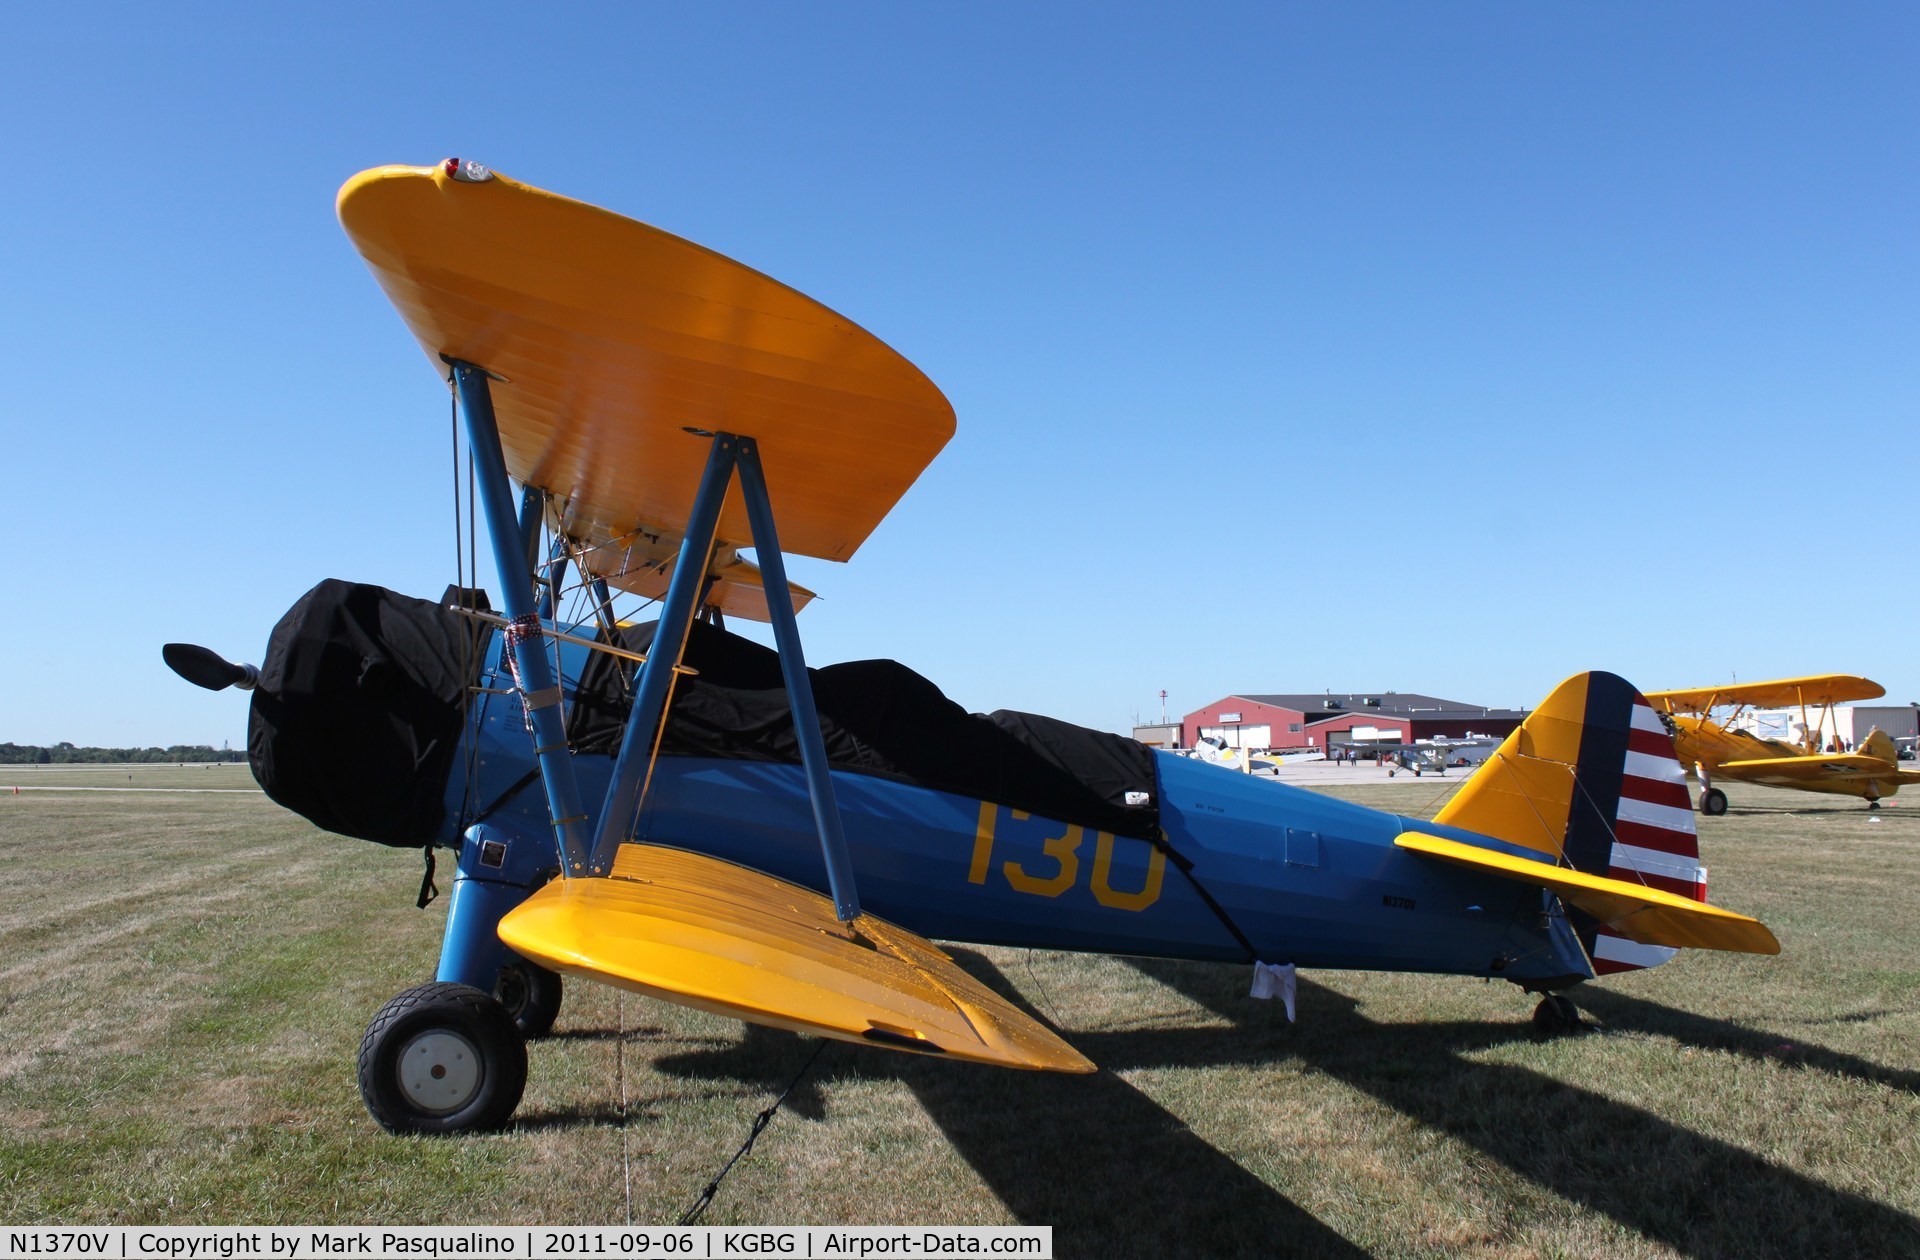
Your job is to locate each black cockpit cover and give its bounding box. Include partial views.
[248,580,486,846]
[568,620,1160,838]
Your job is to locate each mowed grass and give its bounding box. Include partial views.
[2,776,1917,1258]
[1,763,258,790]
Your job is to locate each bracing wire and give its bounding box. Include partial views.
[617,989,633,1226]
[1414,778,1464,821]
[468,449,477,624]
[450,376,483,832]
[1482,752,1570,862]
[1023,949,1064,1027]
[676,1040,828,1226]
[450,377,463,606]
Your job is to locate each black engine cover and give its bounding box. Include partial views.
[248,580,487,846]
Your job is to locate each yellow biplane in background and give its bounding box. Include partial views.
[1645,675,1920,814]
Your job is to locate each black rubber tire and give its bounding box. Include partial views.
[495,960,563,1039]
[1531,994,1582,1036]
[1701,788,1728,817]
[358,982,527,1135]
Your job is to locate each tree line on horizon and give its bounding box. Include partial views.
[0,742,247,764]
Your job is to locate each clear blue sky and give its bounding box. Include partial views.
[4,3,1916,748]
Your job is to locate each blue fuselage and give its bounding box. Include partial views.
[444,630,1588,987]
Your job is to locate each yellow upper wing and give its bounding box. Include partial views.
[1646,675,1884,713]
[336,163,957,581]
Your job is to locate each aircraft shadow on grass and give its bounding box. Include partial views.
[539,1024,670,1045]
[1724,805,1913,816]
[1573,988,1920,1096]
[512,1101,631,1133]
[643,952,1920,1259]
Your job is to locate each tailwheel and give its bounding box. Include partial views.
[1700,787,1728,816]
[495,959,564,1038]
[1531,993,1584,1036]
[1866,797,1881,811]
[358,982,527,1135]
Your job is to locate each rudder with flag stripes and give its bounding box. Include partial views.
[1433,671,1708,976]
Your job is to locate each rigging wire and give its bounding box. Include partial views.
[470,462,478,600]
[618,989,633,1227]
[1414,777,1463,821]
[1023,949,1064,1027]
[450,375,483,837]
[676,1039,828,1226]
[1565,771,1666,892]
[1482,752,1568,862]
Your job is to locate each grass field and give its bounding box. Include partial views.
[1,770,1916,1257]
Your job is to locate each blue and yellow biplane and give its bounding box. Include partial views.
[166,161,1779,1135]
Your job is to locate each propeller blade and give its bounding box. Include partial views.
[162,643,259,692]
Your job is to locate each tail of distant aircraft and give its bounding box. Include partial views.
[1433,672,1707,976]
[1859,727,1898,764]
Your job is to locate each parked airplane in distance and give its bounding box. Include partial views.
[1646,675,1920,813]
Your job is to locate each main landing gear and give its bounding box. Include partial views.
[357,911,560,1134]
[1694,762,1727,816]
[358,982,527,1135]
[366,815,567,1134]
[1531,993,1584,1036]
[495,960,564,1039]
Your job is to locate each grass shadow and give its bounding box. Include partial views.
[540,1025,669,1044]
[1722,802,1907,816]
[651,960,1371,1259]
[1575,988,1920,1095]
[627,951,1920,1256]
[1129,957,1920,1260]
[648,1024,839,1123]
[895,1036,1368,1259]
[512,1101,631,1131]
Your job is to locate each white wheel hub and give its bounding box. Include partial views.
[397,1030,482,1113]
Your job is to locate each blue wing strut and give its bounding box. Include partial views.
[436,363,868,994]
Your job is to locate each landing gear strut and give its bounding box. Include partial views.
[1696,763,1727,816]
[1531,993,1583,1036]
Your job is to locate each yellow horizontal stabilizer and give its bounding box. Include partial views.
[496,845,1094,1073]
[1646,674,1884,713]
[1395,832,1780,956]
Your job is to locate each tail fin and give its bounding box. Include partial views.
[1434,672,1706,975]
[1859,727,1898,763]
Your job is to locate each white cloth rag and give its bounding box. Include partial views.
[1249,960,1297,1022]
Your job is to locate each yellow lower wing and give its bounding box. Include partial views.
[496,845,1094,1073]
[569,541,816,624]
[1395,832,1779,955]
[1720,753,1920,783]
